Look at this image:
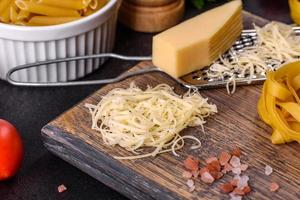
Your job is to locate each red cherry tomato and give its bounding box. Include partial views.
[0,119,23,180]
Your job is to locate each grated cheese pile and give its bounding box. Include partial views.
[85,83,217,159]
[205,22,300,94]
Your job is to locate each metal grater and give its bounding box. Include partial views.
[6,27,300,88]
[178,27,300,89]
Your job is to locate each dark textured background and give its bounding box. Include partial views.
[0,0,292,199]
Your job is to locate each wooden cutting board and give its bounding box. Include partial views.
[41,12,300,200]
[42,60,300,200]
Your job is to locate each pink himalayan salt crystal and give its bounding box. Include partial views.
[222,162,233,174]
[182,171,193,179]
[240,164,248,171]
[192,170,199,178]
[265,165,273,176]
[186,179,195,192]
[205,157,218,164]
[201,172,215,184]
[189,185,196,192]
[237,175,249,189]
[230,156,241,168]
[219,151,232,166]
[269,182,279,192]
[232,167,242,175]
[58,184,67,193]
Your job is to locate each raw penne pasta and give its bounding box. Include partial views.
[0,0,12,14]
[91,0,108,10]
[89,0,98,9]
[10,3,19,23]
[17,10,31,21]
[37,0,90,10]
[15,20,29,26]
[29,16,82,25]
[82,7,94,16]
[15,0,80,17]
[0,6,11,23]
[0,0,109,26]
[85,0,108,15]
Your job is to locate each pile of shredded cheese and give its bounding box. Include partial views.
[85,83,217,159]
[205,22,300,94]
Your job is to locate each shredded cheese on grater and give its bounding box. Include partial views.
[85,83,217,159]
[205,22,300,94]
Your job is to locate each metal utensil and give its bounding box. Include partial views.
[7,27,300,88]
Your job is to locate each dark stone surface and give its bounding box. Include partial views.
[0,1,291,199]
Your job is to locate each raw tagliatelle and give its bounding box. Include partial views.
[205,22,300,94]
[85,83,217,159]
[258,61,300,144]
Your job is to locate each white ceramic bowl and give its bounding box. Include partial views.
[0,0,119,82]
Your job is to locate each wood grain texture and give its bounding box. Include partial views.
[119,0,185,33]
[42,60,300,200]
[41,12,299,200]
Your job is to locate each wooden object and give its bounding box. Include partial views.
[119,0,185,33]
[42,60,300,200]
[41,12,298,200]
[127,0,176,7]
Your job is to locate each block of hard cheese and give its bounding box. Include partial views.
[152,0,243,78]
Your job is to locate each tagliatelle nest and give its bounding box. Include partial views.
[85,83,217,159]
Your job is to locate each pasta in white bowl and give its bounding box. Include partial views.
[0,0,109,26]
[0,0,119,82]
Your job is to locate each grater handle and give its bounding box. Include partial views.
[6,53,161,87]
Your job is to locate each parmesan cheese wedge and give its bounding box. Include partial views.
[152,0,243,78]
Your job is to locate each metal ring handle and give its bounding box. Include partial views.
[6,53,161,87]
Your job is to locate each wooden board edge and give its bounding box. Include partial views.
[41,128,153,200]
[41,125,181,200]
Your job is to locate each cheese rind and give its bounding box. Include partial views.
[152,0,243,78]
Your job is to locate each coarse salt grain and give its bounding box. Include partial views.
[240,164,248,171]
[219,182,234,193]
[199,167,209,175]
[189,185,196,192]
[222,162,233,173]
[192,170,200,178]
[182,171,193,179]
[230,178,239,187]
[231,147,241,157]
[232,167,242,175]
[184,157,199,171]
[219,151,232,166]
[265,165,273,176]
[201,172,215,184]
[206,157,218,164]
[187,179,194,188]
[243,186,251,194]
[269,182,279,192]
[237,175,249,189]
[58,184,67,193]
[230,156,241,168]
[232,187,245,196]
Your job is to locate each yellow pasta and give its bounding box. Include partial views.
[10,2,19,23]
[15,0,81,17]
[37,0,90,10]
[0,0,12,14]
[29,16,82,25]
[0,0,109,26]
[84,0,108,16]
[17,10,30,21]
